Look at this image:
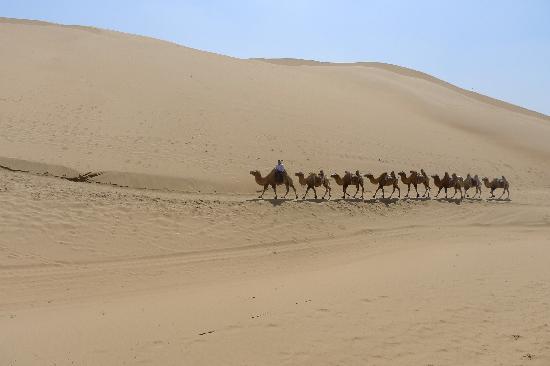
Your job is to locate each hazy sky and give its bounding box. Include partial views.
[2,0,549,115]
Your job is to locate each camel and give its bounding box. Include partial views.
[409,169,431,197]
[364,171,401,199]
[450,173,464,199]
[482,176,510,199]
[463,174,482,198]
[398,170,430,198]
[249,169,298,199]
[431,172,454,198]
[330,171,364,199]
[295,172,331,199]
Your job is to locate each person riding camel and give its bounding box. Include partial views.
[275,160,285,184]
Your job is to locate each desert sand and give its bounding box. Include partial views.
[1,18,550,365]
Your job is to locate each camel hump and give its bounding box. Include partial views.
[501,175,507,182]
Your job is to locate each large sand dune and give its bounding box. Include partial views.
[1,18,550,365]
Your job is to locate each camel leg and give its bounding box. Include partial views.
[389,186,395,198]
[405,184,410,198]
[373,186,380,198]
[361,184,364,199]
[291,183,298,199]
[414,183,420,198]
[272,184,278,199]
[435,187,442,198]
[445,187,448,198]
[283,183,290,198]
[303,186,310,200]
[397,184,401,198]
[499,187,506,199]
[424,184,430,198]
[490,188,495,198]
[342,184,348,199]
[259,184,269,198]
[313,186,318,199]
[353,184,359,198]
[381,186,385,198]
[322,184,330,200]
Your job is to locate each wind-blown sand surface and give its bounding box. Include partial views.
[1,18,550,365]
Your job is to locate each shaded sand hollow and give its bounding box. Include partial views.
[1,18,550,365]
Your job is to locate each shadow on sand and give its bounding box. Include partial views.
[434,197,463,205]
[297,198,330,203]
[401,196,431,202]
[332,197,365,203]
[247,196,511,206]
[247,197,296,206]
[364,197,400,206]
[486,197,512,202]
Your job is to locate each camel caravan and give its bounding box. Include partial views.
[250,161,510,201]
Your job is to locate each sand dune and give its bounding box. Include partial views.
[1,18,550,365]
[1,17,549,192]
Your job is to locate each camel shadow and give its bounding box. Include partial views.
[364,197,400,205]
[401,196,431,202]
[296,198,328,203]
[247,198,296,206]
[435,197,463,205]
[332,198,365,203]
[463,197,483,202]
[486,197,512,203]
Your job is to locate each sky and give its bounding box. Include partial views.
[2,0,549,115]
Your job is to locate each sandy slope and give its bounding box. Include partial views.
[1,17,549,192]
[1,18,550,365]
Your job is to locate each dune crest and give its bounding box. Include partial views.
[1,18,549,194]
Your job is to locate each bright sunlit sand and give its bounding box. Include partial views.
[1,7,550,366]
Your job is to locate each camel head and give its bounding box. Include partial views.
[294,172,304,177]
[409,170,417,175]
[330,173,340,179]
[363,173,373,178]
[482,177,490,184]
[398,171,407,177]
[249,170,260,177]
